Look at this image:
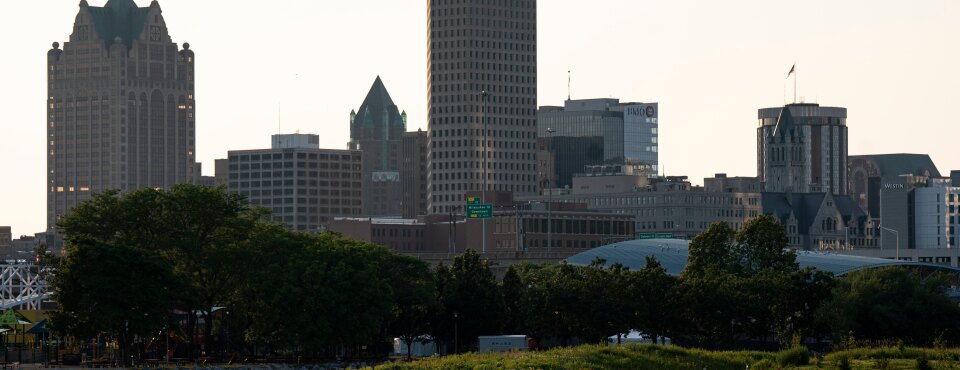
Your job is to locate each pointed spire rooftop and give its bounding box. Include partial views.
[350,76,406,141]
[353,76,402,127]
[359,76,396,113]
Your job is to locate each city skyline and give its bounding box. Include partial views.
[1,0,958,235]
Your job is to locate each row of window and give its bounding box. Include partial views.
[231,152,359,162]
[247,198,361,207]
[230,181,361,190]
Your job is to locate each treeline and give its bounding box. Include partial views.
[494,219,960,351]
[49,185,960,364]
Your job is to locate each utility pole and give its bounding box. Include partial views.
[480,91,490,253]
[545,128,556,252]
[515,204,523,253]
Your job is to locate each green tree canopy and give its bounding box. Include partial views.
[438,249,505,352]
[817,267,960,345]
[50,239,184,365]
[57,184,267,356]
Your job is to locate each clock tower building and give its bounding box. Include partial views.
[47,0,198,247]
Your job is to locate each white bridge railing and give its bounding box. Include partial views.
[0,264,52,310]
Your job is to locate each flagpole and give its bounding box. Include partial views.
[793,62,797,104]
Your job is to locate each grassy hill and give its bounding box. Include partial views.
[376,343,960,369]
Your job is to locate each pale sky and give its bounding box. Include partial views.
[1,0,958,236]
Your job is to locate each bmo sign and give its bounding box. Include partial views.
[624,103,658,124]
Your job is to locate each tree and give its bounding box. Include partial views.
[573,261,635,344]
[772,267,836,344]
[382,254,435,359]
[50,239,183,366]
[244,230,394,355]
[734,215,796,276]
[425,263,453,354]
[683,221,736,278]
[500,266,525,335]
[440,250,504,352]
[679,217,825,348]
[631,257,680,344]
[817,267,960,345]
[57,184,267,358]
[509,263,562,345]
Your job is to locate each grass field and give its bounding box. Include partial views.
[375,343,960,369]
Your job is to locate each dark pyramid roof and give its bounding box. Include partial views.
[851,154,942,178]
[86,0,151,50]
[772,105,797,139]
[351,76,406,140]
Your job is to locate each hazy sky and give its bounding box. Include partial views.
[1,0,957,236]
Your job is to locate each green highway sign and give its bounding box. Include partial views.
[638,233,673,239]
[466,196,481,205]
[466,204,493,219]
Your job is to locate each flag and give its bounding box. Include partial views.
[786,64,795,79]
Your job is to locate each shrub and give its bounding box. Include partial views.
[835,355,851,370]
[915,355,931,370]
[751,358,777,370]
[874,355,889,369]
[776,346,810,367]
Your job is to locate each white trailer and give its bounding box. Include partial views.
[478,335,528,353]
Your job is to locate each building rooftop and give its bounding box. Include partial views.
[333,217,424,225]
[566,238,960,276]
[351,76,405,135]
[849,153,942,178]
[761,192,866,235]
[84,0,152,50]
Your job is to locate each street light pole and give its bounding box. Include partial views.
[880,226,900,260]
[480,91,490,254]
[453,312,459,354]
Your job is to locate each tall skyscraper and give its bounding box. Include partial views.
[47,0,198,239]
[349,77,407,217]
[757,103,848,195]
[426,0,539,214]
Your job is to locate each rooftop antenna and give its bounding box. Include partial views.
[567,70,571,101]
[277,101,283,148]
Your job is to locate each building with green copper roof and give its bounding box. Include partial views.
[47,0,199,249]
[349,76,408,217]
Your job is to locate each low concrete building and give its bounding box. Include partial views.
[704,174,762,193]
[226,133,363,232]
[328,200,635,256]
[519,174,762,240]
[8,232,52,261]
[330,218,428,253]
[0,227,11,259]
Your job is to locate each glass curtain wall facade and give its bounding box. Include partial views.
[622,103,658,174]
[538,136,603,189]
[537,100,660,189]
